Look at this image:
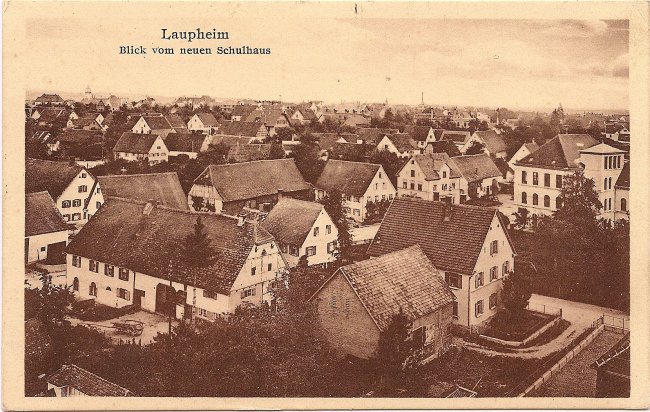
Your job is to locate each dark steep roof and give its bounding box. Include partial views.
[57,130,103,145]
[195,112,219,127]
[615,162,630,189]
[405,153,451,181]
[164,132,205,153]
[386,133,418,153]
[261,198,326,247]
[142,115,173,130]
[315,160,381,197]
[226,143,272,162]
[403,125,432,142]
[356,128,399,145]
[165,114,187,129]
[425,140,462,157]
[198,159,310,203]
[330,245,455,331]
[66,198,274,294]
[441,130,471,144]
[448,154,502,182]
[217,121,265,137]
[26,191,70,237]
[25,158,84,199]
[47,364,132,397]
[113,132,162,154]
[97,172,189,211]
[367,198,514,274]
[473,130,507,154]
[517,134,598,169]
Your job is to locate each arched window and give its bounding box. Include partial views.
[72,277,79,292]
[89,282,97,297]
[621,198,627,212]
[604,177,608,190]
[544,195,550,208]
[106,287,112,292]
[62,200,71,208]
[532,193,539,206]
[556,197,562,209]
[522,192,527,204]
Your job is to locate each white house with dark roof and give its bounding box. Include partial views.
[130,115,175,138]
[97,172,189,211]
[376,133,420,158]
[614,163,629,221]
[508,143,539,176]
[47,364,133,397]
[439,130,472,149]
[65,198,288,318]
[310,245,456,360]
[462,130,508,158]
[113,132,169,165]
[188,113,219,134]
[314,160,396,223]
[404,125,437,149]
[261,198,338,267]
[368,198,516,328]
[25,192,70,264]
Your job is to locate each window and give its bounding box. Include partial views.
[289,245,299,256]
[267,263,272,271]
[330,295,337,309]
[117,288,130,301]
[251,267,257,276]
[556,196,562,209]
[532,172,539,185]
[475,272,484,288]
[604,156,608,169]
[410,170,415,177]
[522,192,527,204]
[402,181,407,189]
[389,194,393,200]
[609,177,612,190]
[96,187,101,193]
[96,201,101,209]
[89,260,99,272]
[62,200,71,208]
[490,240,498,255]
[72,255,81,267]
[532,193,538,205]
[41,246,46,251]
[306,246,316,256]
[63,214,70,221]
[89,282,97,297]
[313,227,320,237]
[416,184,422,191]
[445,272,462,289]
[522,171,527,184]
[379,172,382,178]
[81,172,87,178]
[78,185,88,193]
[544,174,550,187]
[73,199,82,207]
[489,293,498,309]
[241,288,256,298]
[72,277,79,292]
[327,241,336,253]
[326,225,332,234]
[118,268,129,281]
[604,177,608,190]
[452,301,459,318]
[621,198,627,212]
[544,195,550,208]
[475,300,484,317]
[410,182,415,190]
[490,266,498,281]
[442,171,447,178]
[556,174,563,188]
[203,290,217,300]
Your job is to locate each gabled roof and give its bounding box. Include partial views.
[368,198,514,274]
[37,108,67,124]
[403,125,432,142]
[615,162,630,189]
[231,104,258,118]
[141,115,173,130]
[315,160,382,197]
[404,153,451,181]
[217,121,265,137]
[523,142,539,153]
[26,191,70,237]
[57,130,103,145]
[425,140,462,157]
[261,198,326,246]
[441,130,471,144]
[313,133,345,151]
[386,133,418,153]
[36,93,64,103]
[47,364,132,397]
[164,132,206,153]
[165,113,187,129]
[579,142,626,155]
[25,158,85,199]
[69,117,99,129]
[448,154,502,182]
[328,245,455,331]
[66,198,274,294]
[227,143,272,162]
[97,172,189,211]
[517,134,598,169]
[194,112,219,127]
[356,128,399,145]
[113,132,162,154]
[473,130,507,154]
[198,159,310,203]
[245,108,284,124]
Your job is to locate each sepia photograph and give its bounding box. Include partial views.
[3,1,649,410]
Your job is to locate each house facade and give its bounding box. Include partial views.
[461,130,508,158]
[188,113,219,134]
[310,245,455,361]
[65,199,288,319]
[314,160,396,223]
[113,132,169,165]
[47,364,132,397]
[367,198,516,328]
[261,198,339,267]
[25,192,70,264]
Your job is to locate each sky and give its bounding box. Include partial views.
[25,12,628,112]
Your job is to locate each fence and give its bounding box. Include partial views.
[602,314,629,332]
[526,302,562,318]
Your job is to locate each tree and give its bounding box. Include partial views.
[513,207,530,230]
[273,127,294,143]
[555,169,602,226]
[291,142,324,184]
[268,142,285,160]
[374,310,413,392]
[182,216,217,323]
[464,140,485,156]
[319,189,352,264]
[368,149,405,187]
[501,270,532,316]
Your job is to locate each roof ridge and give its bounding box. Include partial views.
[99,171,178,179]
[65,364,131,394]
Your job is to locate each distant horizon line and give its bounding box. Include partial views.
[26,88,630,115]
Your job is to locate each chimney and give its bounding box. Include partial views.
[143,202,154,215]
[277,189,284,201]
[442,202,453,222]
[237,212,246,226]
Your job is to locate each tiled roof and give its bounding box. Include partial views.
[605,123,627,134]
[473,130,507,154]
[69,117,99,128]
[313,133,343,151]
[615,162,630,189]
[523,142,539,153]
[227,143,272,163]
[195,112,219,127]
[205,134,256,148]
[579,142,626,155]
[37,108,67,124]
[164,132,206,153]
[142,115,173,130]
[113,132,161,154]
[26,191,69,237]
[387,133,418,153]
[97,172,189,211]
[199,159,310,203]
[217,121,265,137]
[261,198,325,246]
[441,130,471,144]
[315,160,381,197]
[165,114,187,129]
[432,129,446,140]
[245,108,284,125]
[448,154,503,183]
[593,333,629,377]
[231,104,257,118]
[336,245,455,331]
[368,198,513,274]
[517,134,598,169]
[356,128,399,145]
[66,198,273,294]
[404,125,432,142]
[36,93,64,103]
[25,158,84,199]
[425,140,462,157]
[492,157,512,178]
[57,130,103,145]
[406,153,451,181]
[47,364,132,397]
